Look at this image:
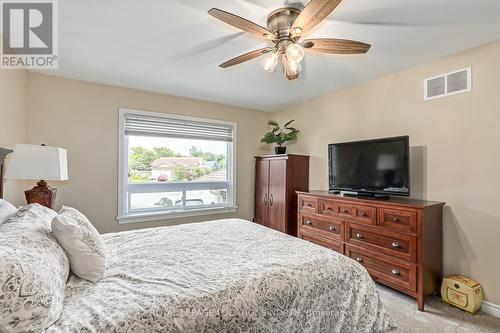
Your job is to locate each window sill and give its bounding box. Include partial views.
[117,206,238,224]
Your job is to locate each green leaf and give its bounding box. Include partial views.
[267,120,279,127]
[261,119,299,146]
[284,131,298,142]
[261,132,279,144]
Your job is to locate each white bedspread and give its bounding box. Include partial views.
[47,218,395,333]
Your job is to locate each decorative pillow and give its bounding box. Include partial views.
[0,198,18,225]
[51,206,106,283]
[0,204,70,333]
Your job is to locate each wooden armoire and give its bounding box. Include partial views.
[254,154,309,236]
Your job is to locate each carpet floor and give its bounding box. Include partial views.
[377,284,500,332]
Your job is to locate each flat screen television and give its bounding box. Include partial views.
[328,136,410,197]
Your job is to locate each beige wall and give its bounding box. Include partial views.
[0,70,27,205]
[272,40,500,304]
[26,73,268,233]
[4,40,499,304]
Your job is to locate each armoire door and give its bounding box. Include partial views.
[268,158,287,232]
[254,159,270,225]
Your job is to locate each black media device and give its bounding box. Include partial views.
[328,136,410,198]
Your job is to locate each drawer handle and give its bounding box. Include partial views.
[305,220,313,226]
[361,212,368,217]
[307,203,312,207]
[355,233,364,239]
[356,257,364,263]
[342,209,350,214]
[327,207,333,211]
[393,217,400,223]
[329,226,336,232]
[391,241,401,249]
[391,269,401,276]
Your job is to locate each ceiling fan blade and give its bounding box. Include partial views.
[208,8,276,40]
[291,0,343,37]
[219,47,273,68]
[302,38,371,54]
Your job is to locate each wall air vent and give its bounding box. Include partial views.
[424,67,471,101]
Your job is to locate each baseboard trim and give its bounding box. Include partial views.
[482,300,500,318]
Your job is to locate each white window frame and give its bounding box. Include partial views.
[117,108,237,223]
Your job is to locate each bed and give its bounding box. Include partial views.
[0,149,395,333]
[44,219,394,332]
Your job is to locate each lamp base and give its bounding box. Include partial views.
[25,180,57,209]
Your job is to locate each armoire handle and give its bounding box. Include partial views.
[264,193,268,206]
[269,194,273,207]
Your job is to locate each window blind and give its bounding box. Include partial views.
[124,113,234,142]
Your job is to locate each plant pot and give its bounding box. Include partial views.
[275,146,286,154]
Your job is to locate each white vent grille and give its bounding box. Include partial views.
[424,67,471,100]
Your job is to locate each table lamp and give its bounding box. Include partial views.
[5,143,68,209]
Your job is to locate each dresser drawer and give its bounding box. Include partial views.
[300,214,343,242]
[318,199,337,216]
[379,208,417,234]
[299,196,317,213]
[346,245,417,292]
[337,203,377,225]
[354,205,377,225]
[302,234,344,254]
[346,223,417,262]
[337,203,355,217]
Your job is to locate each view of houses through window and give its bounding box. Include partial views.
[127,135,229,211]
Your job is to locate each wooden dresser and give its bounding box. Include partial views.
[254,154,309,236]
[297,191,445,311]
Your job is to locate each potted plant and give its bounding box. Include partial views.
[261,120,300,154]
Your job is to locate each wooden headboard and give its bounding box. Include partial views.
[0,148,13,199]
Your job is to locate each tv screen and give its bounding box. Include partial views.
[328,136,410,196]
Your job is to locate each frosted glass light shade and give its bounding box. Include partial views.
[262,51,279,72]
[283,54,302,77]
[286,43,305,63]
[5,144,68,181]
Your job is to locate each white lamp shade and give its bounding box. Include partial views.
[5,144,68,181]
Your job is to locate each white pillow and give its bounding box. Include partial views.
[0,198,18,225]
[0,204,69,332]
[51,206,106,282]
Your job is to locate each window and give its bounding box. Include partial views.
[118,109,236,223]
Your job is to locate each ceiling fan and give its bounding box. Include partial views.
[208,0,371,81]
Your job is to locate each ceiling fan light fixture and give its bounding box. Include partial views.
[293,27,303,36]
[294,59,303,73]
[209,1,372,82]
[285,43,305,63]
[262,51,279,73]
[283,54,302,79]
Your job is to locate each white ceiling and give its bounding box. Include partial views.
[39,0,500,111]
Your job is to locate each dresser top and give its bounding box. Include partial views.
[255,154,309,159]
[297,190,445,209]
